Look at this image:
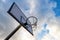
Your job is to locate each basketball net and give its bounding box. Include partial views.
[26,16,38,31]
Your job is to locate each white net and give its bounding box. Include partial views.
[26,16,38,31]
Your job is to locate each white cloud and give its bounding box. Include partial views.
[27,0,60,40]
[2,0,6,3]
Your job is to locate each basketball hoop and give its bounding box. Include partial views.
[26,16,38,31]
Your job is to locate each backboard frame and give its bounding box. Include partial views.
[7,2,33,35]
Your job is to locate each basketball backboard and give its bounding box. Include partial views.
[7,2,33,35]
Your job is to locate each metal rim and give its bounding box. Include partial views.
[26,16,38,26]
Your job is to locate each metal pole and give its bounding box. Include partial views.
[5,25,21,40]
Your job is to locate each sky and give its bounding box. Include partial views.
[0,0,60,40]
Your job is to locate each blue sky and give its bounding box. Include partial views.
[0,0,60,40]
[53,0,60,17]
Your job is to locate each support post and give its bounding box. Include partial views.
[5,25,21,40]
